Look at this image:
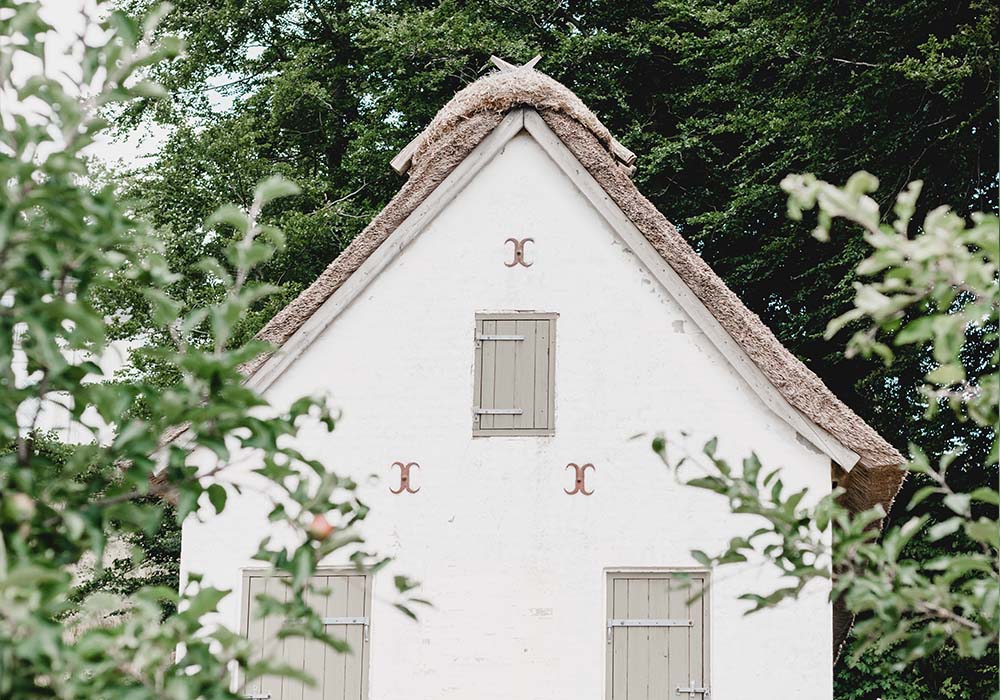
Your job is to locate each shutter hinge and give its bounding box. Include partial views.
[476,334,525,341]
[475,334,525,347]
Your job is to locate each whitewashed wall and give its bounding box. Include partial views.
[182,131,833,699]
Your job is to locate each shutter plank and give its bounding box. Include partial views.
[533,320,550,430]
[626,578,650,700]
[480,320,497,430]
[513,319,537,429]
[648,578,670,700]
[493,320,518,430]
[611,577,629,700]
[493,319,517,429]
[343,576,366,699]
[473,319,484,432]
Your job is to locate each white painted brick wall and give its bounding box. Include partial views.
[182,132,833,699]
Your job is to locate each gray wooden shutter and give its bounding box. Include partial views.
[606,572,709,699]
[243,571,370,700]
[474,313,555,434]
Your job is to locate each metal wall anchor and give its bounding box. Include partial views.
[389,461,420,494]
[564,462,595,496]
[504,237,534,267]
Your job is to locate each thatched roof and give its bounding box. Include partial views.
[192,63,905,661]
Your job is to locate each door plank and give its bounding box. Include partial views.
[648,578,670,700]
[245,576,267,698]
[323,576,349,700]
[667,577,690,696]
[611,577,629,700]
[626,578,650,700]
[690,577,706,691]
[301,579,329,700]
[343,576,366,699]
[260,576,288,700]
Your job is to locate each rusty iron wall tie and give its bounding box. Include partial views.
[389,461,420,494]
[564,462,595,495]
[504,237,534,267]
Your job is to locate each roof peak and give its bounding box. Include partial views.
[489,54,542,72]
[390,62,636,176]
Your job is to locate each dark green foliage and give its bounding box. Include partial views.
[70,495,182,618]
[2,433,181,617]
[835,644,998,700]
[111,0,998,694]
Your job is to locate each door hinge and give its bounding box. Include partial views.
[322,616,370,642]
[676,684,710,696]
[606,618,693,642]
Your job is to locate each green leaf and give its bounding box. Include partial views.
[207,484,227,513]
[703,437,718,457]
[686,477,726,494]
[129,80,168,98]
[927,517,962,541]
[207,204,250,234]
[943,493,971,515]
[141,288,182,326]
[964,518,999,547]
[969,487,1000,505]
[908,486,939,508]
[926,363,965,385]
[895,316,935,345]
[690,550,712,567]
[742,453,761,484]
[651,435,666,455]
[254,175,301,207]
[184,586,228,619]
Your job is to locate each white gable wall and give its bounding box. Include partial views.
[182,130,833,699]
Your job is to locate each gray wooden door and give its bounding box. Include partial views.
[606,571,709,699]
[242,570,371,700]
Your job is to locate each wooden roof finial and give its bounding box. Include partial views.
[490,54,542,72]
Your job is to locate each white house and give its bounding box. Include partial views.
[179,59,904,700]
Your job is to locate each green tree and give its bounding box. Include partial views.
[0,3,418,696]
[111,0,997,692]
[654,173,998,698]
